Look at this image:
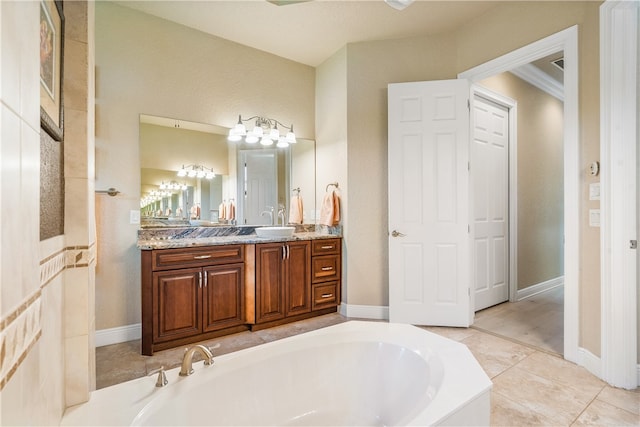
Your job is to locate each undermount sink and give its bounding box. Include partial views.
[255,226,295,238]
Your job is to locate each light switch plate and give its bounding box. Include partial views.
[130,210,140,224]
[589,209,600,227]
[589,182,600,200]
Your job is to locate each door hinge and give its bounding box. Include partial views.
[467,99,470,110]
[468,288,471,296]
[468,161,470,171]
[468,225,470,233]
[631,240,638,249]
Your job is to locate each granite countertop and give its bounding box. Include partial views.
[137,227,341,250]
[137,232,340,250]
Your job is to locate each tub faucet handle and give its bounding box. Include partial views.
[147,366,168,387]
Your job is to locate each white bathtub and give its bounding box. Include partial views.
[61,321,491,426]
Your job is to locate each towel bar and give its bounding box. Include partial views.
[325,182,339,191]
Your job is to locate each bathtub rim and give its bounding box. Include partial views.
[61,321,492,427]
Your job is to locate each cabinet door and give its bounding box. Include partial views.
[256,243,286,323]
[153,268,202,343]
[285,241,311,316]
[202,264,245,332]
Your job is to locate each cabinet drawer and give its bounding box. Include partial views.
[311,239,340,256]
[311,255,340,283]
[152,245,244,270]
[312,282,339,310]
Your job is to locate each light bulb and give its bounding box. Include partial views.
[260,136,273,146]
[188,169,197,177]
[177,168,187,177]
[245,132,259,144]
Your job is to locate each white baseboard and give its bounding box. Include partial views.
[339,303,388,320]
[516,276,564,301]
[577,346,602,379]
[95,323,141,347]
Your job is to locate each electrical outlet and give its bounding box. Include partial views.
[589,209,600,227]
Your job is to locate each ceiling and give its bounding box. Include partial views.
[115,0,501,67]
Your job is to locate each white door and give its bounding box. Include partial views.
[388,79,472,327]
[240,150,277,225]
[472,94,510,310]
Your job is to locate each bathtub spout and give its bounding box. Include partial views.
[179,344,214,376]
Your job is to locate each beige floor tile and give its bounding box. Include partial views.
[474,287,563,355]
[492,364,600,425]
[491,390,562,426]
[419,325,480,341]
[95,340,147,389]
[461,333,535,378]
[572,399,640,426]
[515,352,605,399]
[596,386,640,415]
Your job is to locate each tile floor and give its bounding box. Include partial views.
[96,313,639,426]
[473,286,564,355]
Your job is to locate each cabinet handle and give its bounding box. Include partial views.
[321,245,333,250]
[321,266,333,271]
[321,293,333,298]
[198,271,202,288]
[204,271,207,288]
[286,245,290,260]
[282,245,286,261]
[193,255,212,260]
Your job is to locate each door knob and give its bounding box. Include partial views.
[391,230,406,237]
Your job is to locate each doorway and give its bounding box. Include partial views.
[460,27,577,361]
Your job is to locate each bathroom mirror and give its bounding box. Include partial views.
[139,114,315,227]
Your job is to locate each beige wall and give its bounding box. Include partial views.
[454,0,602,354]
[1,1,95,424]
[480,72,564,290]
[322,1,601,354]
[95,2,315,330]
[94,1,602,356]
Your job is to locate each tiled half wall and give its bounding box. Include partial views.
[0,244,96,389]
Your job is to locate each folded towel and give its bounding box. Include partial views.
[289,195,304,224]
[319,190,340,226]
[218,202,226,220]
[225,201,235,221]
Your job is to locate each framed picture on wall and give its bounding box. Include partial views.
[39,0,64,142]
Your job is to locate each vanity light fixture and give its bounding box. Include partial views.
[177,164,215,180]
[159,181,188,191]
[228,115,296,147]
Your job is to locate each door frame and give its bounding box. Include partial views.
[459,26,579,363]
[600,0,638,389]
[470,85,518,310]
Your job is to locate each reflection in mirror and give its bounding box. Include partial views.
[139,115,315,227]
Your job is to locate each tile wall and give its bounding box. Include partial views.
[0,1,95,424]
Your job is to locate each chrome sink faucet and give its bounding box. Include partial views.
[277,206,287,225]
[261,206,274,225]
[179,344,214,376]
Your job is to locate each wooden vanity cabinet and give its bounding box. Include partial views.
[255,240,311,325]
[311,238,341,311]
[141,245,247,355]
